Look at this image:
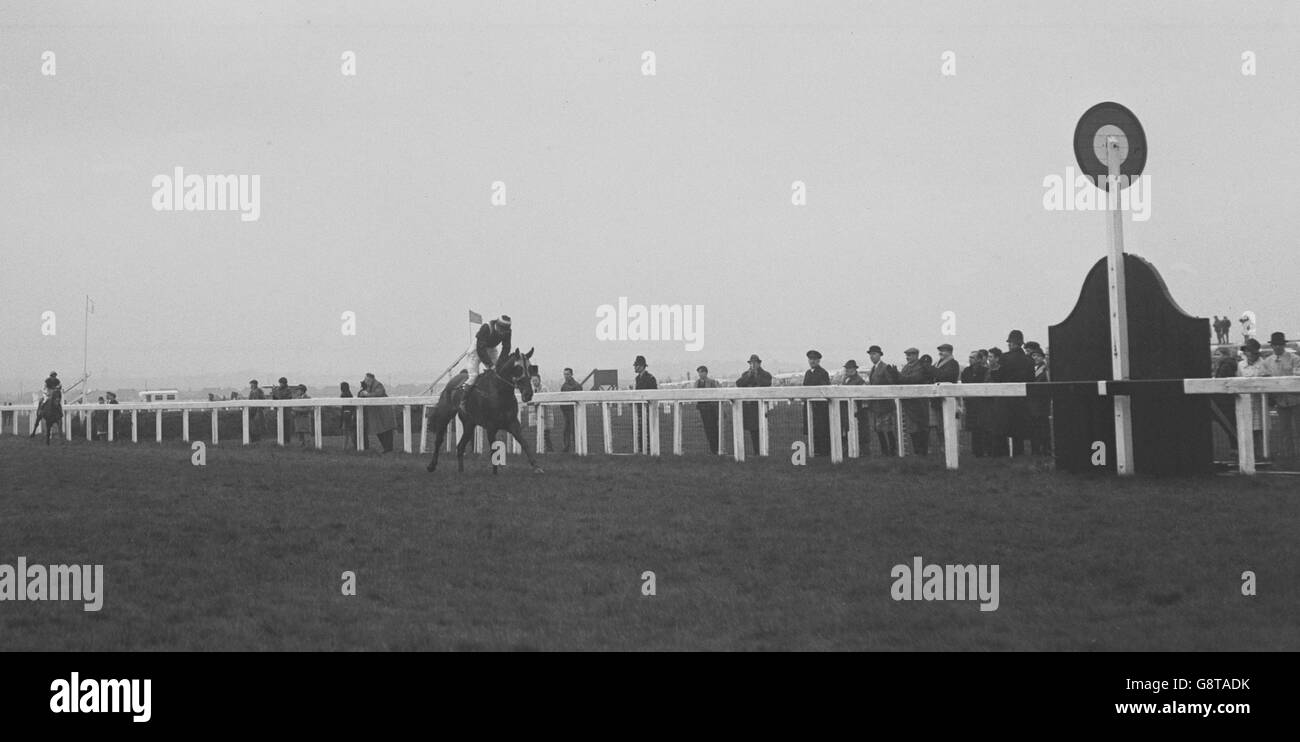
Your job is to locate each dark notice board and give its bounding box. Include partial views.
[1048,254,1212,475]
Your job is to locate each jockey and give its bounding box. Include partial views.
[42,371,62,402]
[467,315,512,387]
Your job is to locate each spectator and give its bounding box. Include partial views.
[865,345,900,456]
[292,384,312,447]
[1239,312,1257,342]
[1238,338,1271,459]
[736,354,772,454]
[695,365,721,455]
[357,373,397,453]
[247,379,266,441]
[985,348,1009,457]
[1264,332,1299,461]
[1000,330,1035,456]
[271,377,294,444]
[632,356,657,453]
[1028,348,1052,455]
[528,373,554,453]
[560,367,582,453]
[899,348,932,456]
[840,359,870,455]
[339,382,357,450]
[803,350,832,457]
[105,391,123,440]
[94,396,107,440]
[961,349,991,457]
[930,344,960,451]
[1211,347,1238,452]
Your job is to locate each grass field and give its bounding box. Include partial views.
[0,436,1295,651]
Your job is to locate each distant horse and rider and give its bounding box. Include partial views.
[30,371,65,444]
[425,340,544,476]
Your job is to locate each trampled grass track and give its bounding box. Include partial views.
[0,437,1295,651]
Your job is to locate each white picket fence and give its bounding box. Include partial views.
[2,377,1297,474]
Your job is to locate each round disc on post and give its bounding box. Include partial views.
[1073,102,1147,190]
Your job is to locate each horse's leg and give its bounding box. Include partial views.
[505,418,543,473]
[426,413,447,473]
[455,418,474,473]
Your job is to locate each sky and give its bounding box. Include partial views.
[2,1,1298,397]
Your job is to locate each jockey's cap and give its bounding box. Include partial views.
[498,315,511,326]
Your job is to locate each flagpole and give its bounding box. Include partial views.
[82,295,90,403]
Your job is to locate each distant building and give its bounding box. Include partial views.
[138,389,179,403]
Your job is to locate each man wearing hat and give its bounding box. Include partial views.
[1264,332,1300,460]
[736,354,772,454]
[840,359,870,455]
[694,365,721,454]
[470,315,513,386]
[961,350,990,457]
[1000,330,1035,456]
[632,356,657,454]
[1238,337,1270,458]
[271,376,294,444]
[898,347,933,456]
[560,367,583,453]
[802,350,832,457]
[930,344,960,452]
[247,379,266,441]
[865,345,900,455]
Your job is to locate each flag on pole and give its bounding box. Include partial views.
[468,309,482,324]
[87,297,95,314]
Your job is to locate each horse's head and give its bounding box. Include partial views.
[498,347,536,403]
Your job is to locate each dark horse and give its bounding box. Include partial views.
[426,347,544,475]
[29,389,64,444]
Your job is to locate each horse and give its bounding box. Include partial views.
[425,347,544,475]
[29,389,64,445]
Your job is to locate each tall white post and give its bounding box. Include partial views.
[242,407,250,445]
[943,396,960,470]
[672,402,683,455]
[1106,136,1135,475]
[182,409,190,442]
[731,400,746,462]
[315,405,324,450]
[403,404,412,454]
[828,398,843,463]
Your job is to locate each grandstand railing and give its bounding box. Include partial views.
[2,377,1297,475]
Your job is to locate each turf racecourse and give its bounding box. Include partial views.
[0,437,1295,651]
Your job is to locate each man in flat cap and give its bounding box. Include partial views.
[802,350,832,457]
[898,347,933,456]
[930,344,960,452]
[865,345,900,455]
[840,359,870,455]
[694,365,722,454]
[736,354,772,454]
[961,350,990,457]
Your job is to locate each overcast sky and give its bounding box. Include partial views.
[2,1,1298,394]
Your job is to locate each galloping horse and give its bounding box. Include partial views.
[29,388,64,444]
[426,347,544,475]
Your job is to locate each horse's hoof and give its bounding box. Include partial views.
[532,467,545,475]
[425,463,436,473]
